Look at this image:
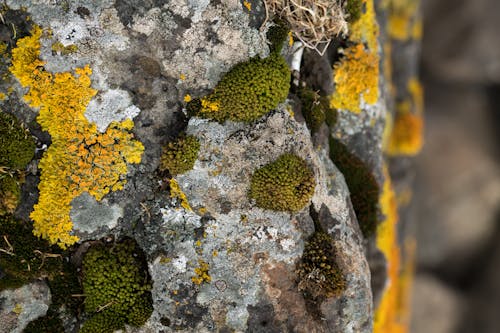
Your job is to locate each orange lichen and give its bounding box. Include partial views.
[374,167,406,333]
[386,78,424,156]
[10,26,144,248]
[243,1,252,11]
[331,0,380,113]
[330,44,379,113]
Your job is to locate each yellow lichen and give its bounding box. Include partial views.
[169,178,192,211]
[184,94,192,103]
[51,41,78,55]
[10,26,144,248]
[385,0,420,41]
[349,0,379,52]
[200,97,220,113]
[386,78,424,156]
[331,0,380,114]
[0,92,5,101]
[374,167,406,333]
[191,259,211,285]
[243,0,252,11]
[330,44,379,113]
[179,74,186,81]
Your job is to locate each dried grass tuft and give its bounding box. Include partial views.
[264,0,348,55]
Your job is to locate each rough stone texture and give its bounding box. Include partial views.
[0,281,51,333]
[0,0,416,332]
[137,110,371,332]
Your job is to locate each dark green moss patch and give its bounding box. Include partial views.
[0,108,35,170]
[159,134,200,176]
[299,88,332,134]
[345,0,363,23]
[193,54,291,123]
[0,214,63,291]
[80,238,153,332]
[23,308,65,333]
[249,153,315,212]
[266,18,290,54]
[329,137,379,237]
[296,230,345,299]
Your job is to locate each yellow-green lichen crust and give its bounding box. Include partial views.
[194,54,291,122]
[81,239,153,331]
[296,231,345,298]
[9,26,144,248]
[159,135,200,176]
[249,153,315,212]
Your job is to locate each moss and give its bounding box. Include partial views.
[325,107,338,127]
[160,135,200,176]
[23,308,64,333]
[329,138,379,237]
[0,111,35,170]
[10,26,144,248]
[193,54,290,122]
[299,88,330,133]
[296,231,345,298]
[0,175,20,216]
[266,18,290,54]
[81,239,153,330]
[249,153,315,212]
[345,0,363,23]
[80,311,124,333]
[0,214,63,291]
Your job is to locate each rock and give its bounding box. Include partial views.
[422,0,500,83]
[0,281,51,333]
[414,85,500,273]
[410,274,464,333]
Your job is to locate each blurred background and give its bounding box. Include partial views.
[411,0,500,332]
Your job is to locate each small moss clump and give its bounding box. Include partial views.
[345,0,363,23]
[299,88,332,133]
[159,135,200,176]
[296,231,345,298]
[329,137,379,237]
[266,18,290,54]
[81,239,153,332]
[0,175,20,216]
[193,54,291,123]
[0,111,35,170]
[249,153,315,212]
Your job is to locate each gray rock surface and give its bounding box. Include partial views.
[0,281,51,333]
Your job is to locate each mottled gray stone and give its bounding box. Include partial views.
[0,281,51,333]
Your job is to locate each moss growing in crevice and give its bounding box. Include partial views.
[299,87,333,134]
[266,18,290,54]
[249,153,315,212]
[23,308,65,333]
[80,238,153,332]
[296,230,345,299]
[190,54,291,123]
[0,111,35,170]
[159,135,200,176]
[329,137,379,237]
[0,214,63,291]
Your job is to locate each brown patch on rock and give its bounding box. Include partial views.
[261,262,327,333]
